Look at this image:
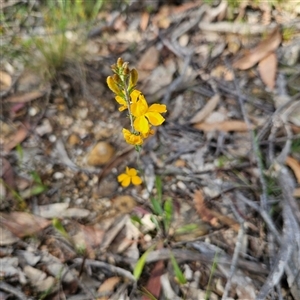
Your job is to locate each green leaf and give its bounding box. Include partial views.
[16,144,23,163]
[151,197,163,215]
[131,215,143,225]
[163,198,173,232]
[175,223,198,235]
[30,185,47,196]
[155,176,162,202]
[150,215,160,231]
[133,245,155,280]
[52,218,69,239]
[170,252,186,284]
[29,170,43,185]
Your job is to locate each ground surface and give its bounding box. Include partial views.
[1,1,300,299]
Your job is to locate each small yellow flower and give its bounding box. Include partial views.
[118,167,142,187]
[115,90,142,112]
[122,128,143,145]
[131,92,167,134]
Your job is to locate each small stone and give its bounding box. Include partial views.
[36,276,55,292]
[53,172,64,180]
[68,134,80,146]
[36,119,52,136]
[28,107,39,116]
[48,135,56,142]
[86,142,115,166]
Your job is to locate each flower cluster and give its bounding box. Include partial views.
[107,58,167,147]
[107,58,167,187]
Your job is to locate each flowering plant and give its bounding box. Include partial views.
[107,58,167,187]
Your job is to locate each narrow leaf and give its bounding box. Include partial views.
[170,252,186,284]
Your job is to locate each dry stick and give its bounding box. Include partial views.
[221,196,246,300]
[256,196,296,300]
[236,192,282,244]
[0,282,32,300]
[224,59,269,212]
[73,258,136,282]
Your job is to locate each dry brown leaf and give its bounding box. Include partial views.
[258,52,277,89]
[137,46,159,71]
[5,90,45,103]
[194,120,254,132]
[72,224,104,259]
[3,122,30,153]
[140,11,150,31]
[194,190,240,232]
[0,212,51,238]
[233,27,282,70]
[286,156,300,184]
[142,260,164,300]
[294,188,300,198]
[190,94,220,124]
[194,190,220,227]
[1,157,15,189]
[97,277,121,300]
[0,71,12,90]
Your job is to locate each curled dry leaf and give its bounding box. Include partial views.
[97,276,121,300]
[189,94,220,124]
[233,27,282,70]
[0,212,51,238]
[285,156,300,184]
[193,190,240,232]
[194,120,254,132]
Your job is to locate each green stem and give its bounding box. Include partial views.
[122,79,135,132]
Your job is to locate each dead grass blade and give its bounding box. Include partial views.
[193,120,254,132]
[233,27,281,70]
[5,91,45,103]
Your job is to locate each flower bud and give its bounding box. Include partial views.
[123,66,130,75]
[107,76,121,95]
[129,68,138,89]
[117,58,124,68]
[113,74,121,84]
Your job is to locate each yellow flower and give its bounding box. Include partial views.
[122,128,143,145]
[114,90,142,112]
[131,92,167,134]
[118,167,142,187]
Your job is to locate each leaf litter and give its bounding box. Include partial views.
[1,1,300,299]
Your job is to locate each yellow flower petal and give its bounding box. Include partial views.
[148,104,167,113]
[115,95,126,106]
[145,112,165,126]
[134,116,150,134]
[117,173,127,182]
[127,168,137,177]
[122,128,143,145]
[132,175,142,185]
[121,176,131,187]
[130,90,143,103]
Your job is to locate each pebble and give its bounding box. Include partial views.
[86,142,115,166]
[68,133,80,146]
[53,172,64,180]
